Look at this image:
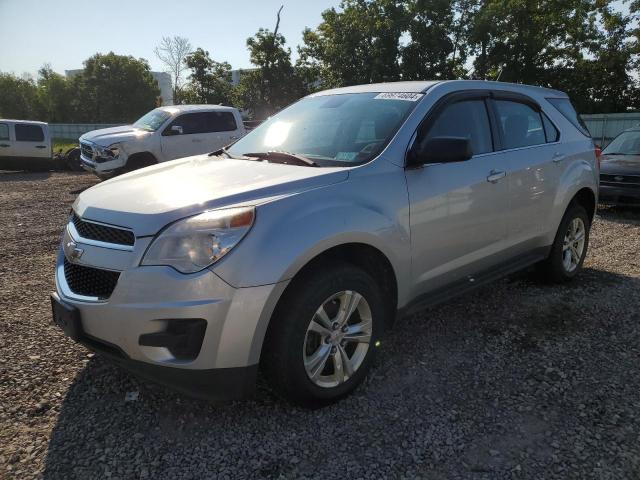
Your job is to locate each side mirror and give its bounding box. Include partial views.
[408,136,473,166]
[170,125,183,135]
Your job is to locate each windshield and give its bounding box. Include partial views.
[133,109,172,131]
[602,131,640,155]
[227,92,422,166]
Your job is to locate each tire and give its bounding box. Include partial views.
[537,202,590,283]
[119,153,157,175]
[262,262,386,407]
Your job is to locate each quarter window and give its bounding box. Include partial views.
[421,99,493,155]
[495,100,545,149]
[542,113,560,142]
[0,123,9,141]
[15,124,44,142]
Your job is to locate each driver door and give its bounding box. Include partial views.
[405,93,511,298]
[161,112,211,160]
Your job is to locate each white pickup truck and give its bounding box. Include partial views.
[79,105,246,178]
[0,119,53,171]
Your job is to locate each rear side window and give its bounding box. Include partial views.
[422,99,493,155]
[206,112,237,132]
[0,123,8,141]
[547,98,590,136]
[15,124,44,142]
[494,100,545,149]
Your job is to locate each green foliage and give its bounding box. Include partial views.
[0,73,40,120]
[232,29,305,119]
[182,48,234,105]
[78,52,160,123]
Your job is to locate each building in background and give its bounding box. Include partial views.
[65,70,173,106]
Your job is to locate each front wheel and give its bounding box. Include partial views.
[538,203,591,282]
[262,263,386,407]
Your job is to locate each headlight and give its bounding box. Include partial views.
[141,207,255,273]
[95,143,121,159]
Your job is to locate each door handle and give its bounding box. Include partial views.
[35,145,47,149]
[230,135,239,140]
[192,139,202,143]
[486,170,506,183]
[0,144,9,147]
[552,152,565,163]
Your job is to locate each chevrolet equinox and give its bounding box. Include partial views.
[52,81,598,406]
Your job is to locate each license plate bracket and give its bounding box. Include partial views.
[50,293,82,341]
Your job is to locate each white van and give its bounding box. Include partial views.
[79,105,246,178]
[0,119,53,170]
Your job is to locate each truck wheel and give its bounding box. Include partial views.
[262,262,385,407]
[538,203,590,283]
[120,153,157,174]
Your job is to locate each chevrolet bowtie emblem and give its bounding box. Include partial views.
[64,240,84,261]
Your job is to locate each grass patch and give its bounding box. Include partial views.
[52,138,78,154]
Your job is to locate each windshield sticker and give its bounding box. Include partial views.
[374,92,423,102]
[336,151,357,161]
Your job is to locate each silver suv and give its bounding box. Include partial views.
[51,81,598,406]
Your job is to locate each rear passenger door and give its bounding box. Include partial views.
[13,123,50,159]
[491,94,561,250]
[405,92,511,296]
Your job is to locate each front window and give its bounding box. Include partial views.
[602,131,640,155]
[133,109,173,132]
[227,92,422,166]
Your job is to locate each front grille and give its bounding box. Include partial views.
[72,213,135,246]
[80,142,93,159]
[63,258,120,299]
[600,174,640,185]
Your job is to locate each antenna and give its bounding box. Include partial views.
[496,67,504,82]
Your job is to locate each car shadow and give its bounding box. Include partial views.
[597,204,640,225]
[41,264,640,479]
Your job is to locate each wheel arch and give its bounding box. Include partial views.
[254,242,399,365]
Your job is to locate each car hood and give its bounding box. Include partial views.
[73,155,350,236]
[600,154,640,175]
[80,125,152,146]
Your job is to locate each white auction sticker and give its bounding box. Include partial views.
[374,92,424,101]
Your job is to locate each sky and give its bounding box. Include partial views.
[0,0,340,78]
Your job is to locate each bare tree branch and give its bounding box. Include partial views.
[154,36,192,100]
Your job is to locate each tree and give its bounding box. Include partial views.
[36,65,76,122]
[79,52,160,123]
[154,36,192,103]
[0,73,40,120]
[401,0,475,80]
[182,48,235,105]
[299,0,406,88]
[236,7,306,118]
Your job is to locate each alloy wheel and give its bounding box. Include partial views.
[303,290,372,388]
[562,217,586,272]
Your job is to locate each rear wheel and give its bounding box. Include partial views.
[538,203,590,282]
[262,263,385,406]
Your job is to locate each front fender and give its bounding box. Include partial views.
[211,164,411,298]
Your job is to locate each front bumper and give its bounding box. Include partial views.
[53,224,287,399]
[599,184,640,205]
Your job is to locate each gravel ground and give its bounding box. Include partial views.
[1,171,640,479]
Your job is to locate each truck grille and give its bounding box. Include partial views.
[600,174,640,186]
[72,213,135,246]
[63,258,120,299]
[80,142,93,159]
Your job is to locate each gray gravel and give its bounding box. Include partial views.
[2,171,640,479]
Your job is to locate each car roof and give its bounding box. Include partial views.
[310,80,567,98]
[0,118,48,125]
[158,105,237,113]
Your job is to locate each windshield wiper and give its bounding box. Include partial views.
[602,152,631,156]
[209,147,243,160]
[242,151,318,167]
